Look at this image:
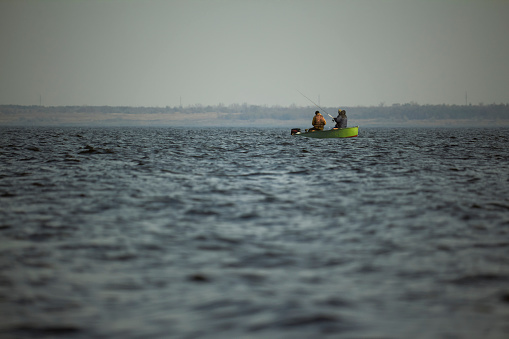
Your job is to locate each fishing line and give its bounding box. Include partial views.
[296,89,335,119]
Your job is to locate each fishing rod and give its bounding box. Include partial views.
[296,89,335,119]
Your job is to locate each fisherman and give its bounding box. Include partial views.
[333,109,347,129]
[308,111,326,131]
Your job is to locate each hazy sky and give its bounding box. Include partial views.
[1,0,508,107]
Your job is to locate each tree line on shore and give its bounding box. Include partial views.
[1,103,508,122]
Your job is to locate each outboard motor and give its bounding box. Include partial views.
[290,128,301,135]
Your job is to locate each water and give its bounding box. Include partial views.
[1,126,509,339]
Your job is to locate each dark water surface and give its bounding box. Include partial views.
[1,126,509,339]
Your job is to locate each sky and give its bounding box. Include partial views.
[1,0,508,108]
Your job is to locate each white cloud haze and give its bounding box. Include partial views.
[1,0,508,107]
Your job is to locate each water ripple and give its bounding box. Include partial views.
[1,126,509,339]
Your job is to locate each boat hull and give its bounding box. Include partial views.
[294,126,358,138]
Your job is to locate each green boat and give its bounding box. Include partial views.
[291,126,359,138]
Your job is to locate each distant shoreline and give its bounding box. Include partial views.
[1,104,508,127]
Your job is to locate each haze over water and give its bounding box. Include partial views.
[1,126,509,338]
[1,1,509,107]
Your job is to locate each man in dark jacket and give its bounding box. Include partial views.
[333,109,347,129]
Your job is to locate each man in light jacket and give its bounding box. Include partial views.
[309,111,326,131]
